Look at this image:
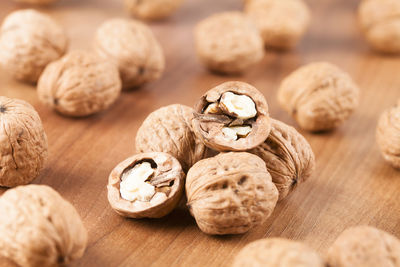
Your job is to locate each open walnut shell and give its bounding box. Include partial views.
[107,152,184,219]
[192,81,271,151]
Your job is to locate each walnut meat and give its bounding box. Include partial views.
[278,62,360,132]
[0,97,48,188]
[37,50,122,117]
[249,119,315,201]
[326,226,400,267]
[244,0,311,50]
[124,0,184,20]
[135,104,211,172]
[195,12,264,74]
[186,152,279,235]
[0,185,87,267]
[192,81,271,151]
[94,18,165,90]
[108,152,184,218]
[376,102,400,169]
[232,238,325,267]
[0,9,67,83]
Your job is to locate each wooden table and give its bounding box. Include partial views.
[1,0,400,266]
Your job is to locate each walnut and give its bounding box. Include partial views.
[249,119,315,201]
[326,226,400,267]
[278,62,360,132]
[376,102,400,169]
[135,104,211,172]
[0,9,67,83]
[0,185,87,267]
[192,81,271,151]
[108,152,184,218]
[232,238,325,267]
[124,0,184,20]
[358,0,400,54]
[37,50,122,117]
[0,97,48,188]
[244,0,311,50]
[94,18,165,90]
[195,12,264,74]
[186,152,278,235]
[12,0,56,4]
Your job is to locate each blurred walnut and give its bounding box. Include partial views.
[12,0,56,4]
[125,0,184,20]
[37,50,122,117]
[0,97,48,188]
[94,18,165,90]
[0,185,87,267]
[278,62,360,132]
[0,9,67,83]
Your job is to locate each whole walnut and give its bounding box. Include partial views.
[37,50,122,117]
[244,0,311,50]
[135,104,211,172]
[278,62,360,132]
[94,18,165,90]
[376,102,400,169]
[0,185,88,267]
[195,12,264,74]
[358,0,400,54]
[232,238,325,267]
[0,9,67,83]
[326,226,400,267]
[12,0,56,4]
[186,152,279,235]
[124,0,184,20]
[249,119,315,201]
[0,97,48,188]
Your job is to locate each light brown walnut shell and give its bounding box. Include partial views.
[0,97,48,188]
[94,18,165,90]
[278,62,360,132]
[12,0,56,4]
[326,226,400,267]
[186,152,278,235]
[249,119,315,201]
[195,12,264,74]
[232,238,325,267]
[376,102,400,169]
[0,9,67,83]
[135,104,211,172]
[107,152,184,218]
[124,0,184,20]
[37,50,122,117]
[0,185,87,267]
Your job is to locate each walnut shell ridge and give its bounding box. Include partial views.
[186,152,279,235]
[124,0,184,20]
[0,185,88,267]
[0,96,48,187]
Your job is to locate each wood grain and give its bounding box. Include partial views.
[1,0,400,266]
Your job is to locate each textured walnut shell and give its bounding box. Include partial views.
[107,152,184,219]
[94,18,165,90]
[232,238,325,267]
[0,185,88,267]
[0,9,67,83]
[278,62,360,132]
[135,104,211,172]
[245,0,310,50]
[192,81,271,151]
[195,12,264,74]
[37,50,122,117]
[358,0,400,53]
[124,0,184,20]
[0,97,48,188]
[326,226,400,267]
[186,152,278,235]
[376,103,400,169]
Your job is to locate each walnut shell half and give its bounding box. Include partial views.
[124,0,184,20]
[0,185,88,267]
[0,96,48,187]
[186,152,278,235]
[107,152,185,218]
[249,119,315,201]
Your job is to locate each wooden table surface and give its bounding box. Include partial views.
[1,0,400,266]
